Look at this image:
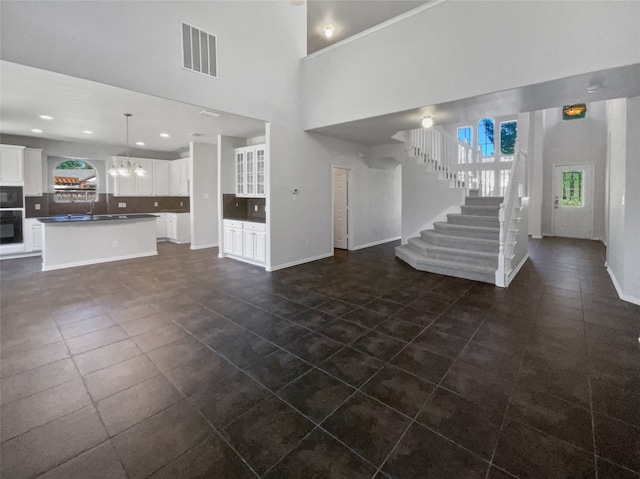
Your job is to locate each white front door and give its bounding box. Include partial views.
[552,164,593,239]
[333,167,348,249]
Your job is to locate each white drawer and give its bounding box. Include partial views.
[243,221,266,232]
[223,219,243,229]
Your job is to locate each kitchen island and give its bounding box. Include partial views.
[38,214,157,271]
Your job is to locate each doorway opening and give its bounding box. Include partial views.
[332,167,349,250]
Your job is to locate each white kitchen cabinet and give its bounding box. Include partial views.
[24,148,43,196]
[113,158,178,197]
[135,159,153,196]
[153,161,170,196]
[23,218,43,253]
[235,144,266,198]
[223,220,243,256]
[166,212,190,243]
[169,158,190,196]
[223,219,266,264]
[154,213,167,239]
[0,145,25,184]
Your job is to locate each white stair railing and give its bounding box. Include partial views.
[408,127,481,192]
[496,148,527,287]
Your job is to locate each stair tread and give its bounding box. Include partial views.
[420,230,499,244]
[397,245,495,273]
[408,238,498,258]
[448,213,498,220]
[433,221,499,232]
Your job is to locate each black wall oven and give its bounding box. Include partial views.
[0,210,23,245]
[0,186,24,209]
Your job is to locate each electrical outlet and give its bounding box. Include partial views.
[180,201,184,207]
[254,205,258,212]
[154,202,158,207]
[112,240,118,248]
[35,204,41,210]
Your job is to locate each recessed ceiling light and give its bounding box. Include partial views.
[324,25,334,39]
[136,141,145,146]
[31,129,43,133]
[189,132,204,137]
[199,109,222,117]
[82,130,94,135]
[160,133,170,138]
[39,115,54,120]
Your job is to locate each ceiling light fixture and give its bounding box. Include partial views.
[324,25,334,39]
[421,116,434,128]
[82,130,94,135]
[586,84,600,94]
[39,115,54,120]
[31,128,43,133]
[108,113,147,177]
[199,109,222,118]
[160,133,170,138]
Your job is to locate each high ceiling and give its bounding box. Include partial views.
[2,3,638,152]
[307,0,428,54]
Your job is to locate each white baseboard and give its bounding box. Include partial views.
[507,252,530,287]
[607,266,640,306]
[190,243,218,250]
[351,236,401,251]
[42,251,158,271]
[531,235,543,239]
[0,251,41,260]
[267,252,334,272]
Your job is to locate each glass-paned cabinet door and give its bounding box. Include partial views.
[246,149,255,195]
[256,147,265,196]
[236,149,245,195]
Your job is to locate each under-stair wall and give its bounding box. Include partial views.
[402,160,465,243]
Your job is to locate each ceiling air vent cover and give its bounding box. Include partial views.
[182,22,217,78]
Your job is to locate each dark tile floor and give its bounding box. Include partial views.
[1,238,639,479]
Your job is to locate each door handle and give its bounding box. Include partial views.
[554,197,559,209]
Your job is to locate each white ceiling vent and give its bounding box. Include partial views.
[182,22,217,78]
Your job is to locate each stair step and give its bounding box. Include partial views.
[407,238,498,268]
[433,222,499,240]
[465,196,504,206]
[420,230,499,253]
[460,205,500,217]
[447,214,500,228]
[396,245,495,284]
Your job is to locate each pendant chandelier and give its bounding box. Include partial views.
[108,113,146,177]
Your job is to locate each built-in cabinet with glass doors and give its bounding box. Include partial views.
[235,144,265,197]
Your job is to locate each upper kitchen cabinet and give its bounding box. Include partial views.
[24,148,43,196]
[169,157,190,196]
[235,144,266,197]
[153,160,170,196]
[0,145,25,185]
[112,157,189,196]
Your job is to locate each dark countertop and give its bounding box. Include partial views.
[159,209,190,213]
[223,216,266,224]
[38,214,158,223]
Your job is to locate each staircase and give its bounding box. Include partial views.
[396,195,502,284]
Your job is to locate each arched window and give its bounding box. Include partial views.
[478,118,495,158]
[53,158,97,202]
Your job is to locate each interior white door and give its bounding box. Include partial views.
[552,164,593,239]
[333,167,348,249]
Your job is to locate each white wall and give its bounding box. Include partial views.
[541,101,607,239]
[606,96,640,305]
[623,95,640,302]
[190,142,218,250]
[302,1,640,129]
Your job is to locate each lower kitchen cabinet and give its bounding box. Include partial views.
[223,220,266,264]
[23,218,43,253]
[166,212,190,244]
